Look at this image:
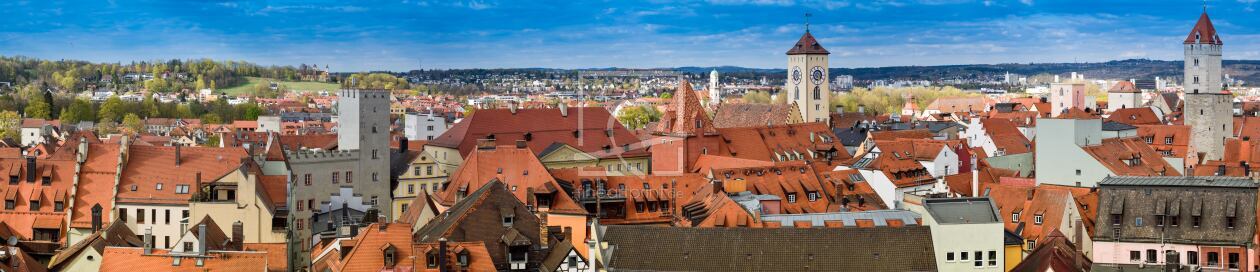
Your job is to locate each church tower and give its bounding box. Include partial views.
[708,69,720,107]
[786,26,830,123]
[1183,9,1232,161]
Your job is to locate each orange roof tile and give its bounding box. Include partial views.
[434,145,586,215]
[1081,137,1179,176]
[1106,107,1161,125]
[100,247,270,272]
[117,145,248,205]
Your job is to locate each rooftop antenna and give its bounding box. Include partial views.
[805,13,813,32]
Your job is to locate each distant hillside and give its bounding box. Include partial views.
[675,59,1260,84]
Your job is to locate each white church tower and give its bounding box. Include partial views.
[1182,9,1232,161]
[786,23,830,123]
[708,69,720,107]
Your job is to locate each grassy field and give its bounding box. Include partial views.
[218,77,340,95]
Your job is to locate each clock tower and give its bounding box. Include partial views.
[786,28,830,123]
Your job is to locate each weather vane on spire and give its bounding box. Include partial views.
[805,13,812,32]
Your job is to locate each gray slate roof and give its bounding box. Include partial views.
[1100,176,1257,188]
[1101,121,1138,131]
[600,225,938,272]
[922,197,1001,224]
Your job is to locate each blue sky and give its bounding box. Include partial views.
[2,0,1259,71]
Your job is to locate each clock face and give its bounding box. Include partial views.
[810,66,825,85]
[791,67,802,85]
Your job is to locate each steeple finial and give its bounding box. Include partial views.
[805,13,812,32]
[1203,0,1208,12]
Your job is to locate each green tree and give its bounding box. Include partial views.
[98,96,125,122]
[659,92,673,99]
[0,111,18,139]
[24,94,51,119]
[616,105,661,129]
[741,91,771,104]
[201,113,223,124]
[122,113,144,133]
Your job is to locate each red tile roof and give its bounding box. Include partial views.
[1080,137,1179,176]
[412,241,497,272]
[335,223,415,272]
[117,145,249,205]
[983,183,1087,242]
[1106,107,1161,125]
[431,107,646,158]
[242,243,288,272]
[434,145,587,215]
[785,31,829,55]
[1135,124,1189,158]
[654,81,719,136]
[100,247,272,272]
[71,143,123,228]
[1108,81,1139,93]
[1185,12,1222,45]
[715,122,851,164]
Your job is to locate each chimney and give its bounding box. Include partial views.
[379,220,387,232]
[559,102,569,117]
[197,223,207,256]
[515,140,527,149]
[175,144,181,166]
[858,104,865,114]
[91,204,103,232]
[476,139,496,150]
[25,157,35,183]
[971,167,979,197]
[509,102,518,114]
[1027,189,1036,200]
[1244,162,1252,177]
[438,238,449,272]
[712,179,725,195]
[143,227,153,255]
[195,172,203,199]
[857,195,865,207]
[399,137,409,151]
[231,221,244,251]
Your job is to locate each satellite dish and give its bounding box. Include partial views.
[7,236,17,246]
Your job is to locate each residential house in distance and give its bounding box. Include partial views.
[1050,82,1087,117]
[1106,81,1142,112]
[591,224,939,271]
[904,196,1006,271]
[1092,176,1257,271]
[20,119,61,147]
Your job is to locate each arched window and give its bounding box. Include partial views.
[813,86,821,100]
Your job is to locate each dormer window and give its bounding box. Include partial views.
[426,252,439,268]
[787,193,797,203]
[458,251,470,267]
[503,214,514,227]
[382,245,397,267]
[807,192,818,202]
[1034,214,1043,225]
[1012,212,1020,223]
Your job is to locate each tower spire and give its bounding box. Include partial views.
[805,13,812,32]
